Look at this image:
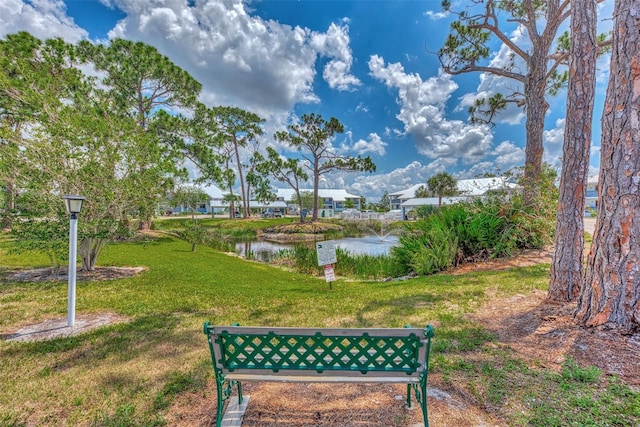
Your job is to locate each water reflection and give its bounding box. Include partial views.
[235,234,399,262]
[235,240,303,262]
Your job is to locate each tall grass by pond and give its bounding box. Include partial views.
[0,233,638,426]
[279,245,405,280]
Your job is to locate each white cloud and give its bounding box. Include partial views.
[310,21,361,91]
[493,141,525,171]
[0,0,87,42]
[424,10,449,20]
[458,162,497,179]
[543,117,565,166]
[368,54,493,163]
[352,133,387,156]
[104,0,359,118]
[384,126,404,138]
[355,103,369,113]
[348,160,459,200]
[543,118,565,145]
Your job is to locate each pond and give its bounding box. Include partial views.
[235,234,400,262]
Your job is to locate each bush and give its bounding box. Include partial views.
[9,218,69,273]
[409,225,458,275]
[415,205,438,219]
[392,187,556,276]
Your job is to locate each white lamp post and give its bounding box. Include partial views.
[63,195,85,327]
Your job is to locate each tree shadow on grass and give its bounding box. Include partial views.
[0,314,191,365]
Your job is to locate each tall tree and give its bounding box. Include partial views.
[438,0,571,204]
[575,0,640,332]
[274,113,376,221]
[0,33,83,229]
[258,147,308,223]
[80,38,201,229]
[245,148,276,207]
[13,74,140,271]
[154,106,226,207]
[377,191,391,212]
[415,185,430,198]
[184,103,237,218]
[210,106,264,218]
[427,172,458,207]
[548,0,597,302]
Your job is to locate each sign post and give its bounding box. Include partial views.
[316,240,337,289]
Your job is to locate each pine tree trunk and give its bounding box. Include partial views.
[575,0,640,332]
[548,0,597,302]
[523,63,550,205]
[233,137,248,218]
[312,164,320,222]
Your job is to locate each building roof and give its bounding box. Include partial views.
[457,177,519,196]
[400,197,467,208]
[248,200,288,209]
[388,183,425,200]
[201,183,226,199]
[390,177,518,200]
[276,188,361,202]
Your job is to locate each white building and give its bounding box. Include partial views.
[167,184,228,215]
[275,188,362,217]
[389,177,520,219]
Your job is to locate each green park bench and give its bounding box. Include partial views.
[203,322,435,426]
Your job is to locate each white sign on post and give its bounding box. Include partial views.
[324,264,336,282]
[316,240,337,266]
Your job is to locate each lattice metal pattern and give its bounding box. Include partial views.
[216,331,423,374]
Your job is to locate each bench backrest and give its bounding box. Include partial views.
[204,324,434,379]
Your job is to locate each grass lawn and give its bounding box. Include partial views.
[0,232,638,426]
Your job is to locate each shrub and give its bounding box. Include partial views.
[415,205,438,219]
[409,225,458,275]
[392,184,556,276]
[392,213,459,275]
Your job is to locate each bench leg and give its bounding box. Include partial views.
[214,375,225,427]
[214,374,242,427]
[406,384,412,409]
[408,377,429,427]
[419,378,429,427]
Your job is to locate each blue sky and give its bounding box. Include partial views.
[1,0,613,202]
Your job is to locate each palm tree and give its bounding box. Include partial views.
[427,172,458,207]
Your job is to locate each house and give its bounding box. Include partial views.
[389,177,519,219]
[167,184,228,215]
[275,188,362,217]
[388,183,425,211]
[248,200,288,215]
[204,184,228,214]
[586,175,599,211]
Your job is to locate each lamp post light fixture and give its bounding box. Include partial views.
[62,195,85,327]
